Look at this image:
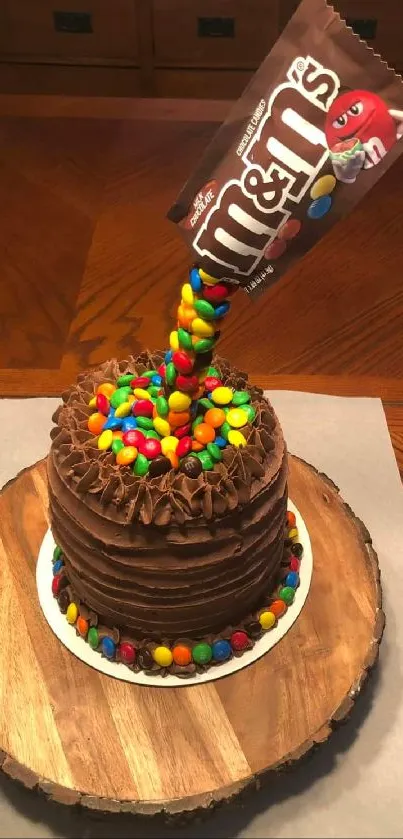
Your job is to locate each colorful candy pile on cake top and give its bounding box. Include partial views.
[86,267,258,476]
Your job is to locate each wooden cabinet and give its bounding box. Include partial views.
[0,0,401,98]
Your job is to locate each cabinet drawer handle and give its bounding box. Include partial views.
[346,18,377,40]
[197,17,235,38]
[53,10,93,33]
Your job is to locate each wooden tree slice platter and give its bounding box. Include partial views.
[0,455,384,816]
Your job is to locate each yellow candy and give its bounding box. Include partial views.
[154,417,171,437]
[199,268,220,286]
[97,382,116,398]
[181,282,194,306]
[310,174,336,200]
[228,429,247,447]
[89,396,97,408]
[211,386,233,405]
[127,394,136,406]
[133,388,152,400]
[97,429,113,451]
[66,603,78,625]
[114,401,131,418]
[161,435,179,455]
[168,391,192,412]
[226,407,248,428]
[191,317,215,338]
[169,330,179,351]
[153,646,173,667]
[259,610,276,630]
[288,527,299,541]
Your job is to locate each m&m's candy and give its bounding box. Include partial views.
[212,640,231,662]
[192,643,212,665]
[153,646,173,667]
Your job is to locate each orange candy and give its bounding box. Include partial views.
[270,599,287,619]
[172,644,192,666]
[166,450,179,470]
[88,412,107,435]
[116,445,138,466]
[77,617,88,638]
[287,510,296,528]
[177,304,197,329]
[194,422,215,444]
[112,430,123,440]
[97,382,116,399]
[192,440,204,452]
[204,407,226,428]
[168,410,190,428]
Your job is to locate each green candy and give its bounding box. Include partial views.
[156,396,169,417]
[196,451,214,470]
[232,390,251,407]
[178,327,193,351]
[148,386,160,398]
[141,370,158,379]
[242,404,256,423]
[207,442,222,462]
[199,398,214,411]
[192,415,204,430]
[194,299,216,320]
[220,421,231,440]
[88,627,99,649]
[136,417,154,431]
[110,387,132,409]
[112,439,125,455]
[280,586,295,605]
[53,545,62,563]
[145,430,160,440]
[166,362,176,387]
[133,453,149,477]
[192,642,212,665]
[116,373,134,388]
[207,366,220,378]
[194,338,215,354]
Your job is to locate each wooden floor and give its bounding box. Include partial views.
[0,95,402,473]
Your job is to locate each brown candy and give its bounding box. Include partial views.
[245,620,262,639]
[180,455,203,478]
[58,589,70,613]
[138,648,154,669]
[148,455,172,478]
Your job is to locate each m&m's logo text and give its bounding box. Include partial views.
[184,180,218,230]
[191,56,340,279]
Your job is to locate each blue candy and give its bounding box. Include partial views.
[285,571,299,589]
[165,350,173,364]
[53,559,64,575]
[190,267,202,292]
[308,195,332,219]
[101,637,116,659]
[214,301,230,319]
[151,374,162,387]
[121,416,138,432]
[104,417,123,431]
[212,640,231,662]
[215,436,227,448]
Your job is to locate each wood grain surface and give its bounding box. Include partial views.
[0,94,402,477]
[0,455,383,814]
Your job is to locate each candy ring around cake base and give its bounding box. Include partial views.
[36,497,312,687]
[0,455,383,816]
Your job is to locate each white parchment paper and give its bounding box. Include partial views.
[0,392,402,839]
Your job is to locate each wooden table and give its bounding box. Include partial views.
[0,95,401,475]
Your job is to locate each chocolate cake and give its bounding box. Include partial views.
[48,352,291,676]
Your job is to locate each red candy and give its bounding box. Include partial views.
[123,429,145,448]
[203,283,230,302]
[176,373,199,393]
[174,423,192,439]
[264,239,286,260]
[172,350,194,375]
[52,573,66,597]
[139,437,162,459]
[133,399,154,418]
[158,363,166,378]
[205,376,222,391]
[130,376,150,389]
[290,557,300,572]
[176,436,192,458]
[119,642,136,665]
[230,631,249,651]
[96,393,110,415]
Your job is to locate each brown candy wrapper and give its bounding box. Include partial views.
[168,0,403,298]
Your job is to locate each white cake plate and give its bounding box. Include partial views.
[36,499,312,687]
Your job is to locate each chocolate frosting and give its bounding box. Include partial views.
[48,353,288,639]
